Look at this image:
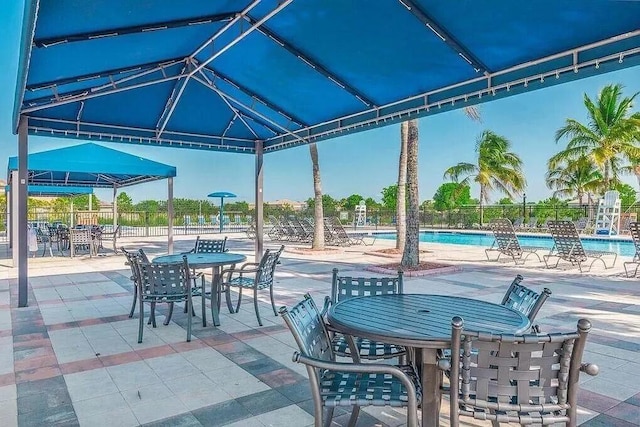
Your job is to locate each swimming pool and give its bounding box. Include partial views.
[375,230,636,257]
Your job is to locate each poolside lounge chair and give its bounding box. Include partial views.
[574,217,592,234]
[623,222,640,277]
[325,217,376,246]
[523,216,538,230]
[512,216,524,229]
[485,218,545,264]
[544,220,617,272]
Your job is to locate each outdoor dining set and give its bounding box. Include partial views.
[31,222,120,258]
[121,236,285,343]
[120,234,601,427]
[281,271,599,427]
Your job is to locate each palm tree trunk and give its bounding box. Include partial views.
[396,122,408,251]
[604,162,611,190]
[309,143,324,249]
[634,164,640,192]
[479,185,485,226]
[401,120,419,268]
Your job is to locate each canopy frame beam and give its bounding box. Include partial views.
[199,64,307,127]
[398,0,489,73]
[33,12,238,47]
[192,75,308,146]
[265,36,640,151]
[245,15,375,108]
[156,63,191,138]
[26,57,186,92]
[189,1,294,77]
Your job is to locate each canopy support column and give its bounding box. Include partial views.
[17,117,29,307]
[255,140,264,262]
[167,177,174,254]
[8,176,15,252]
[112,185,118,228]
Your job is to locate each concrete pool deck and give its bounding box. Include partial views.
[0,233,638,426]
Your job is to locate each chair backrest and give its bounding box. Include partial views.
[602,190,620,206]
[500,275,551,322]
[135,256,192,298]
[629,222,640,250]
[122,248,150,281]
[255,245,284,288]
[449,317,593,424]
[489,219,522,253]
[512,217,524,227]
[70,228,91,244]
[194,236,227,253]
[279,294,334,363]
[547,220,586,261]
[331,268,403,303]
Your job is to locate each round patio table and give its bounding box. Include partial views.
[327,294,530,427]
[152,252,246,326]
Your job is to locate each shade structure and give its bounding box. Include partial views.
[12,1,640,153]
[10,1,640,308]
[208,191,237,233]
[7,143,176,187]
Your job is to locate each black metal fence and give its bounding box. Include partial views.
[1,203,637,242]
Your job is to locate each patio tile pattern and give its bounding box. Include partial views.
[1,234,639,426]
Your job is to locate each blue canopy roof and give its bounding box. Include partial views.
[7,143,176,188]
[5,185,93,197]
[13,1,640,154]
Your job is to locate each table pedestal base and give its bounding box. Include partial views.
[412,347,443,427]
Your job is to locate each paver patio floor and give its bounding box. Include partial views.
[0,233,638,426]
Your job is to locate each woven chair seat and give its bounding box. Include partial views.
[320,365,421,408]
[331,334,406,360]
[227,276,270,289]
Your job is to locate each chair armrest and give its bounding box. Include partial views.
[293,352,418,395]
[320,296,332,317]
[580,363,599,376]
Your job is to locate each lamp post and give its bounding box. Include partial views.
[522,193,527,219]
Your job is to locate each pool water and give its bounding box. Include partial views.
[376,231,636,257]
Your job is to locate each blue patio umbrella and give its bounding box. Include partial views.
[207,192,237,233]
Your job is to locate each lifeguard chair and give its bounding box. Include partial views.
[354,200,367,227]
[594,190,621,235]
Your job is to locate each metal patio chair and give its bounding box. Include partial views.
[442,275,552,371]
[190,236,227,253]
[98,224,120,254]
[280,294,421,427]
[69,228,96,258]
[322,268,406,362]
[443,316,599,427]
[184,236,227,322]
[544,220,617,272]
[623,222,640,277]
[132,255,193,343]
[122,248,178,327]
[221,245,284,326]
[485,218,546,264]
[501,274,551,333]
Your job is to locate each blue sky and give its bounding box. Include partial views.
[2,2,640,205]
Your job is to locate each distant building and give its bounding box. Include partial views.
[249,199,306,211]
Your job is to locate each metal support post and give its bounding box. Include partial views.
[17,117,29,307]
[255,141,264,262]
[167,177,174,254]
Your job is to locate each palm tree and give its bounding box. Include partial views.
[546,156,602,217]
[309,143,324,249]
[551,84,640,190]
[396,122,408,251]
[401,119,420,267]
[444,130,526,225]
